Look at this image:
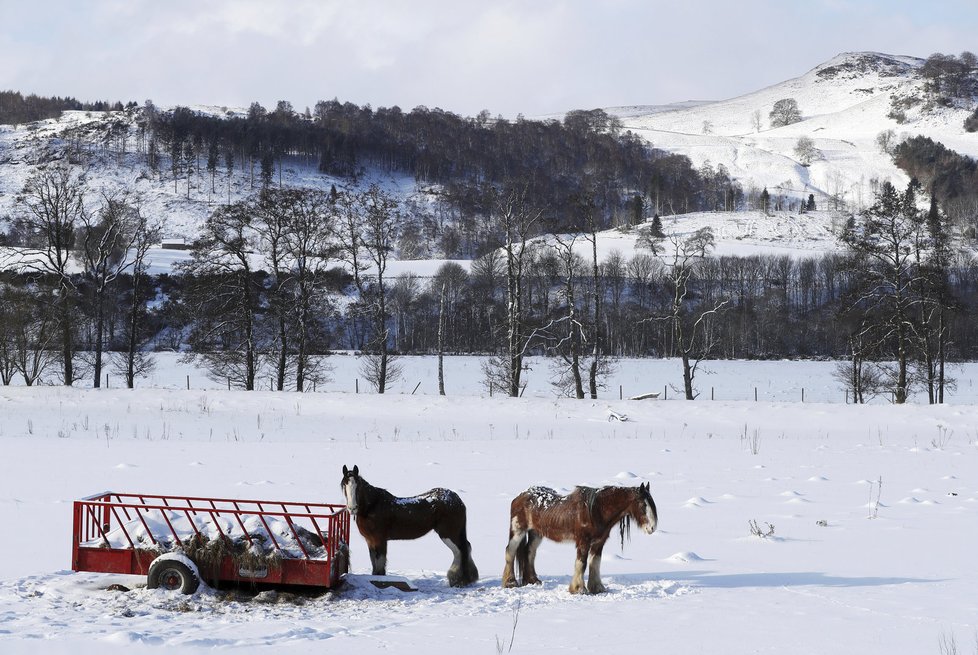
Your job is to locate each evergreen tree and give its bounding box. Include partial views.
[650,213,664,238]
[807,194,816,211]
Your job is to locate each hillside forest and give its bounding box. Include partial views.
[1,54,978,403]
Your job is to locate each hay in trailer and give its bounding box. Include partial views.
[87,506,334,582]
[176,532,286,582]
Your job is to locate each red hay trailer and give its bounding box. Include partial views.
[72,491,350,594]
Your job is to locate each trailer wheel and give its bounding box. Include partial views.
[148,558,200,595]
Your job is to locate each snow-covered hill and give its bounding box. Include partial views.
[615,52,978,209]
[0,109,428,243]
[0,51,973,261]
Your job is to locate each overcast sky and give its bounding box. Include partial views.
[3,0,976,118]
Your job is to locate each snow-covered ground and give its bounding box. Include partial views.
[0,356,976,654]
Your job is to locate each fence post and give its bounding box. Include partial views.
[105,374,109,389]
[186,375,190,390]
[802,387,805,403]
[356,378,359,394]
[711,387,714,401]
[754,387,757,402]
[664,385,667,400]
[845,389,848,404]
[228,377,231,391]
[619,385,623,400]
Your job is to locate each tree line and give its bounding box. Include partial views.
[135,101,735,251]
[0,90,134,125]
[4,161,978,403]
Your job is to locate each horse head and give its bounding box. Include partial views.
[636,482,658,535]
[341,465,361,516]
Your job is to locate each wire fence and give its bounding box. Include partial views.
[23,353,975,406]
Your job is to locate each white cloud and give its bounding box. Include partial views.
[2,0,977,117]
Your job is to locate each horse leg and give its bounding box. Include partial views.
[585,540,607,594]
[502,524,526,588]
[458,529,480,586]
[442,536,464,587]
[368,541,388,576]
[522,530,543,585]
[569,540,590,594]
[437,521,478,587]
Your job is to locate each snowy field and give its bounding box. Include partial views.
[0,355,976,654]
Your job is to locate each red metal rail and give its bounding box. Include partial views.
[72,491,350,588]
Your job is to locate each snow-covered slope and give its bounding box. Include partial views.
[1,52,974,257]
[615,52,978,207]
[0,109,426,243]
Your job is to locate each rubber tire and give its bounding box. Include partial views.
[147,559,200,595]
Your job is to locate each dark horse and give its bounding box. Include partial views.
[502,483,657,594]
[340,465,479,587]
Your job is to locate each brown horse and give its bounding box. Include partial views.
[502,483,657,594]
[340,465,479,587]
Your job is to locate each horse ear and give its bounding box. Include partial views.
[343,465,349,476]
[353,465,359,476]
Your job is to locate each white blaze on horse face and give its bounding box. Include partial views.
[343,477,359,516]
[642,500,658,534]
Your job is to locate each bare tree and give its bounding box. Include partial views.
[652,227,729,399]
[0,287,57,386]
[580,195,616,398]
[751,109,763,133]
[0,288,19,385]
[794,136,819,166]
[437,281,447,395]
[253,189,291,391]
[16,164,87,385]
[180,202,265,390]
[482,185,543,397]
[432,261,470,394]
[78,191,144,387]
[112,209,160,388]
[279,189,339,392]
[839,181,930,403]
[549,233,586,398]
[338,185,401,393]
[875,129,897,155]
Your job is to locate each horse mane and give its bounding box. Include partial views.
[578,486,599,520]
[619,515,631,549]
[580,486,633,550]
[349,474,391,516]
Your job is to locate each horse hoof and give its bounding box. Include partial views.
[502,578,519,589]
[587,585,607,594]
